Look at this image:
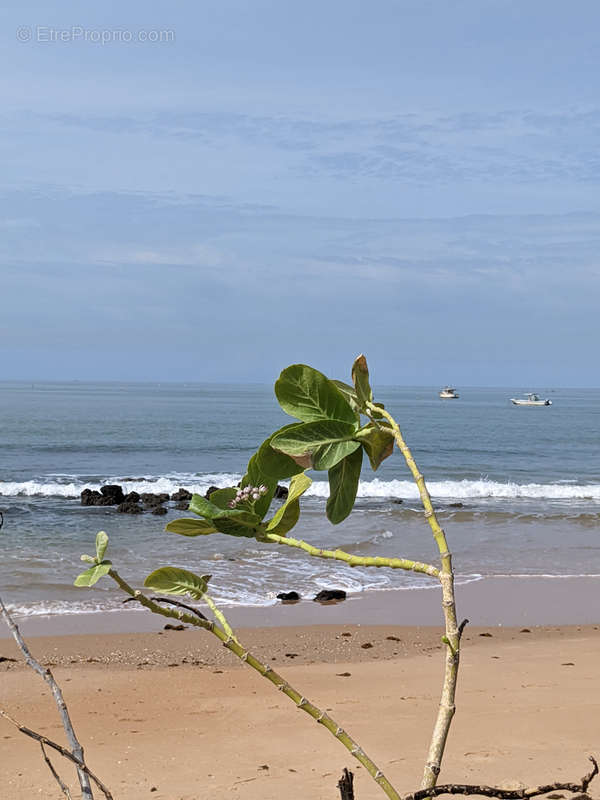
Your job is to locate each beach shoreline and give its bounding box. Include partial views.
[2,574,599,639]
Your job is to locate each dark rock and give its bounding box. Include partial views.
[81,489,103,506]
[277,591,301,602]
[175,501,190,510]
[100,484,125,504]
[205,486,220,498]
[274,485,289,499]
[117,501,143,514]
[164,624,185,631]
[123,491,140,504]
[313,589,347,603]
[391,498,403,504]
[171,488,192,501]
[361,642,374,649]
[448,502,464,508]
[141,492,169,507]
[101,495,124,506]
[151,506,168,516]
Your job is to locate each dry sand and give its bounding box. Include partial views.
[1,622,598,800]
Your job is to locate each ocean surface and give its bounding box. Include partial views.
[0,381,599,619]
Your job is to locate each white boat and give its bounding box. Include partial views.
[510,393,552,406]
[439,387,459,399]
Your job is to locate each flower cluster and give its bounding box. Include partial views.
[228,484,268,508]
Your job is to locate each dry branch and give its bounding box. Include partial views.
[402,756,598,800]
[0,709,114,800]
[0,596,99,799]
[40,741,73,799]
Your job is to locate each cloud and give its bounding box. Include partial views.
[17,106,600,189]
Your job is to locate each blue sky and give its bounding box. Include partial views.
[2,1,599,385]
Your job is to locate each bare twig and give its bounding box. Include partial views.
[402,756,598,800]
[0,596,95,799]
[0,709,114,799]
[147,595,209,620]
[40,741,73,799]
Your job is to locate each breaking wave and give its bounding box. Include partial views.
[2,474,599,502]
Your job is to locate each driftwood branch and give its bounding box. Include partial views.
[402,756,598,800]
[40,741,73,799]
[0,709,114,799]
[0,596,100,799]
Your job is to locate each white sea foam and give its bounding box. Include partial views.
[2,474,600,501]
[0,473,241,498]
[306,478,600,501]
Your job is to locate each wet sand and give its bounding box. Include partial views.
[2,575,600,640]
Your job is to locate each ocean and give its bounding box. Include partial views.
[1,381,599,620]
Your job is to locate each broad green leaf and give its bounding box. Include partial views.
[214,516,263,537]
[206,487,238,510]
[189,493,258,521]
[271,420,358,470]
[331,380,361,414]
[275,364,357,424]
[312,440,361,470]
[255,427,304,480]
[144,567,210,600]
[95,531,108,562]
[354,424,395,470]
[166,518,218,537]
[264,498,300,536]
[74,561,112,587]
[241,454,277,519]
[266,473,312,535]
[352,354,373,408]
[326,447,363,524]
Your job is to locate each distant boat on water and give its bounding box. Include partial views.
[439,387,460,399]
[510,393,552,406]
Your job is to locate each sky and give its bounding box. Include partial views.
[1,0,599,386]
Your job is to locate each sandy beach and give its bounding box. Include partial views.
[1,617,598,800]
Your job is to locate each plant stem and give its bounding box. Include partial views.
[108,569,402,800]
[203,593,239,644]
[366,403,460,791]
[262,533,440,579]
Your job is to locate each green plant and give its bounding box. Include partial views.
[75,355,463,798]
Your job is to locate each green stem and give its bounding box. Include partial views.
[204,593,239,644]
[366,402,460,791]
[262,532,440,579]
[108,568,402,800]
